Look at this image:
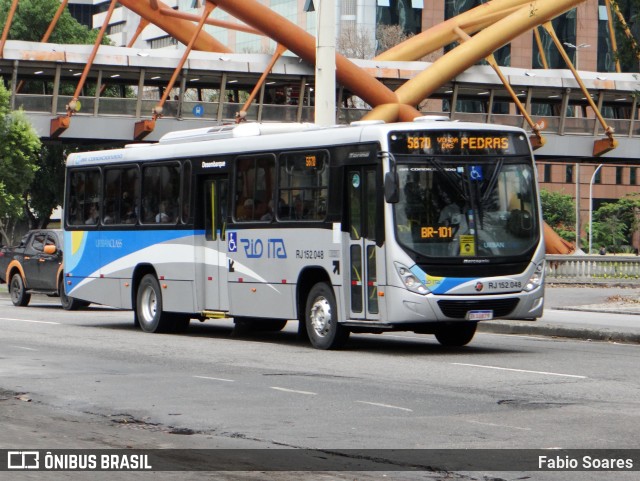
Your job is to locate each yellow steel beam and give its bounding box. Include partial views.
[541,21,617,155]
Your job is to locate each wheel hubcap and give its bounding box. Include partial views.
[140,285,157,323]
[310,296,332,337]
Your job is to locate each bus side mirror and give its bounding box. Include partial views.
[384,171,399,203]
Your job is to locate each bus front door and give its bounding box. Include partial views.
[203,177,229,311]
[347,167,380,321]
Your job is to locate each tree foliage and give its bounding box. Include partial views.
[0,0,112,231]
[0,80,41,245]
[540,189,576,243]
[590,195,640,253]
[611,0,640,72]
[0,0,101,45]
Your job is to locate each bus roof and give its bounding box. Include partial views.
[65,120,528,167]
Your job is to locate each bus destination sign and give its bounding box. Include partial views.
[390,130,529,156]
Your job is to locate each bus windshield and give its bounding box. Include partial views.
[393,157,538,259]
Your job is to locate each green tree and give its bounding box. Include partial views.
[0,0,115,229]
[0,0,101,44]
[0,80,41,245]
[611,0,640,72]
[590,195,640,253]
[540,189,576,243]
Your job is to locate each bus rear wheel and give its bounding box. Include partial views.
[10,273,30,307]
[434,322,477,347]
[305,282,349,350]
[136,274,173,333]
[59,279,87,310]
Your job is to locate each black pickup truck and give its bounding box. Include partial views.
[0,229,87,310]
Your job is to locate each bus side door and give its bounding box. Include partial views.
[203,177,229,311]
[346,166,381,321]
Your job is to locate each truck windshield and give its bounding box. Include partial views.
[393,157,538,259]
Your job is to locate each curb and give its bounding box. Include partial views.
[478,321,640,344]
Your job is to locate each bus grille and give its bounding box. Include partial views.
[437,298,519,319]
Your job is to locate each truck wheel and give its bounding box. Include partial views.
[59,280,83,310]
[10,273,31,307]
[305,282,349,350]
[136,274,172,333]
[434,322,477,347]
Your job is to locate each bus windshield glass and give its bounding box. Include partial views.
[388,130,538,259]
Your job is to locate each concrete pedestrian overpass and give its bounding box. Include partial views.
[2,40,639,162]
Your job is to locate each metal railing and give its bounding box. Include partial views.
[546,255,640,284]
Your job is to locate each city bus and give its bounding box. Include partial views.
[63,118,545,349]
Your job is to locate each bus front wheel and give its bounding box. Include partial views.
[136,274,173,333]
[434,322,477,347]
[305,282,349,350]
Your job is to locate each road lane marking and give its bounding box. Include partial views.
[467,420,531,431]
[356,401,413,412]
[452,363,587,379]
[9,346,37,351]
[270,387,317,395]
[193,375,235,383]
[0,317,60,325]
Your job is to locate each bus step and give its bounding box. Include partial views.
[341,320,393,330]
[201,310,231,319]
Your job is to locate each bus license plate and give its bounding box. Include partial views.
[466,310,493,321]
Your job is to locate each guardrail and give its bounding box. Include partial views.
[546,254,640,284]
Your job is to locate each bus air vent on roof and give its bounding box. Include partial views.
[413,115,450,122]
[158,125,237,144]
[350,120,385,126]
[159,123,322,144]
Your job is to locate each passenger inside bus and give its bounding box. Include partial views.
[155,201,171,223]
[85,203,99,225]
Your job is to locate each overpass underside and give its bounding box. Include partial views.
[2,39,638,161]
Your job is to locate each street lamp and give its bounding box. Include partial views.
[563,42,590,70]
[588,164,603,254]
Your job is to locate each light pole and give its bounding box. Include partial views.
[588,164,603,254]
[563,42,590,70]
[306,0,336,126]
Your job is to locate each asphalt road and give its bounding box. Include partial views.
[1,290,639,481]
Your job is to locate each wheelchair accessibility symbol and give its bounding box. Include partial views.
[469,166,483,181]
[228,232,238,252]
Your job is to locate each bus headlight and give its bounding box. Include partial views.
[395,263,429,295]
[523,261,545,292]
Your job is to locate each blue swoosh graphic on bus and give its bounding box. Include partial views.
[64,230,198,277]
[409,265,474,294]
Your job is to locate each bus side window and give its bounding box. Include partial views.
[277,150,329,222]
[67,169,101,227]
[142,163,180,224]
[234,155,275,222]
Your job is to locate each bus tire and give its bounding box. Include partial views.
[305,282,349,350]
[59,279,84,310]
[136,274,172,333]
[434,322,477,347]
[10,273,31,307]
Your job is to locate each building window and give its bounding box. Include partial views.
[565,165,574,183]
[107,22,125,35]
[544,164,552,183]
[148,36,178,49]
[616,166,623,185]
[631,167,637,185]
[376,0,423,36]
[594,167,602,184]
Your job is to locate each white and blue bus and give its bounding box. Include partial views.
[63,118,545,349]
